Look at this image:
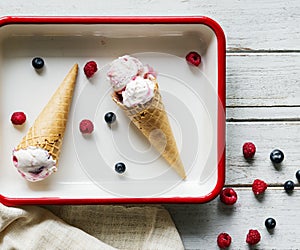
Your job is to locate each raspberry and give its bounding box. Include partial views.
[185,51,201,66]
[243,142,256,159]
[252,179,267,195]
[79,119,94,134]
[217,232,232,249]
[220,188,237,205]
[246,229,261,245]
[84,61,98,78]
[11,112,26,125]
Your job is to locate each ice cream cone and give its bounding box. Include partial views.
[112,81,186,179]
[16,64,78,163]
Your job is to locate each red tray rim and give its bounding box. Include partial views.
[0,15,226,205]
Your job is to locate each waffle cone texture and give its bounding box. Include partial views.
[112,81,186,179]
[16,64,78,164]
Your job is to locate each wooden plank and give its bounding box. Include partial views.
[226,122,300,185]
[1,0,299,50]
[226,53,300,107]
[226,107,300,121]
[166,188,300,250]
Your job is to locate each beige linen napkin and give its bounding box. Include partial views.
[0,204,184,250]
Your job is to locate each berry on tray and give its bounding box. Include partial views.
[252,179,268,195]
[284,180,294,192]
[217,232,232,249]
[84,60,98,78]
[32,57,45,69]
[104,112,116,124]
[185,51,201,66]
[115,162,126,174]
[242,142,256,159]
[246,229,261,245]
[219,188,238,205]
[11,111,26,125]
[79,119,94,134]
[270,149,284,164]
[265,217,276,230]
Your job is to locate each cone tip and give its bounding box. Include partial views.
[71,63,78,71]
[180,172,187,180]
[66,63,78,80]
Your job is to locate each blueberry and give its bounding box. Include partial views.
[270,149,284,164]
[104,112,116,124]
[296,170,300,182]
[32,57,45,69]
[115,162,126,174]
[265,218,276,229]
[284,180,294,192]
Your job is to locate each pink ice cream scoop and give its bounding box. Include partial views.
[107,55,144,92]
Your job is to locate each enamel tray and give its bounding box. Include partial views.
[0,16,225,205]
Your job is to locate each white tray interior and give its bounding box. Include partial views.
[0,23,220,200]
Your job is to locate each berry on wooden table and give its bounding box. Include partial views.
[246,229,261,245]
[242,142,256,159]
[219,188,237,205]
[270,149,284,164]
[284,180,294,192]
[217,232,232,249]
[252,179,268,195]
[295,170,300,182]
[265,217,276,230]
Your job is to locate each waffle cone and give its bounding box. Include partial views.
[112,81,186,179]
[16,64,78,164]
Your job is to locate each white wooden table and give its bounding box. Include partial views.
[1,0,299,249]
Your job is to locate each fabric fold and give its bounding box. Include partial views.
[0,204,115,250]
[0,204,184,250]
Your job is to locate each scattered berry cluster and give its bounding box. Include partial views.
[242,142,297,193]
[217,229,262,248]
[217,141,299,248]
